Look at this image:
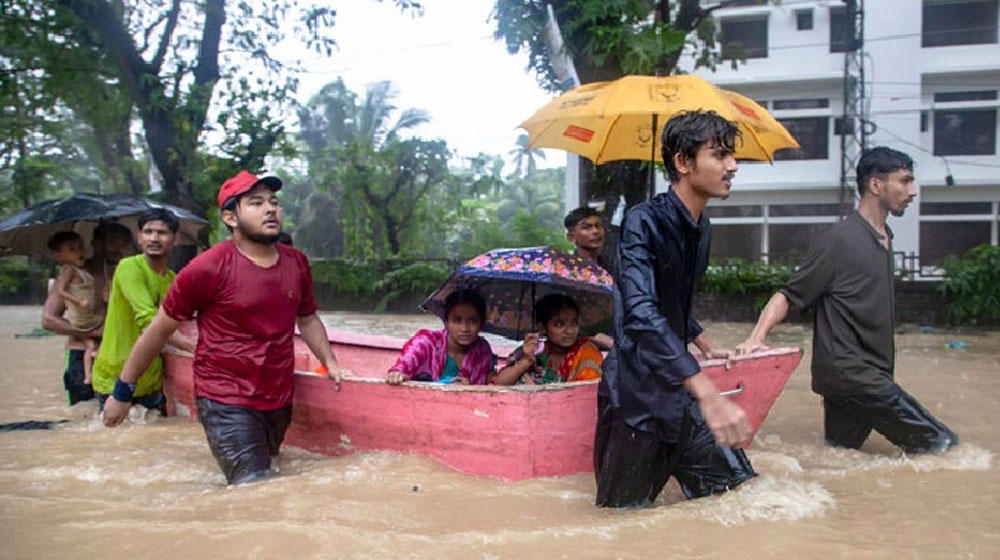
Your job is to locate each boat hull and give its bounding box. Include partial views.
[162,327,801,481]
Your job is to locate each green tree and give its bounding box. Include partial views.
[509,133,546,178]
[492,0,747,211]
[3,0,421,213]
[298,79,450,257]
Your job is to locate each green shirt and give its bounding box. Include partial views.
[92,255,175,397]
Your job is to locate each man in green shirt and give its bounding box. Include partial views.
[93,208,195,414]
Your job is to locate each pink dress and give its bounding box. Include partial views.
[390,328,495,385]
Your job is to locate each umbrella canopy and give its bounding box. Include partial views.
[0,193,208,257]
[519,74,799,164]
[421,246,613,340]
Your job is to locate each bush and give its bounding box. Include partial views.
[700,259,793,311]
[310,259,382,296]
[373,262,450,312]
[938,244,1000,325]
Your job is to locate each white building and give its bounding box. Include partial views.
[565,0,1000,269]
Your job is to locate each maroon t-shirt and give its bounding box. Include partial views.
[162,240,317,410]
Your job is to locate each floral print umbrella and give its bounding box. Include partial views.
[421,246,613,340]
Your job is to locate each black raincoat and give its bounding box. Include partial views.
[599,188,711,442]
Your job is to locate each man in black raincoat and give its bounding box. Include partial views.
[594,111,755,508]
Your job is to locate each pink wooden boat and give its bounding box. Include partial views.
[162,324,802,481]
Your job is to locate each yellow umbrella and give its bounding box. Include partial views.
[519,74,799,164]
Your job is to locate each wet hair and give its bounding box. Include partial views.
[443,289,487,323]
[47,231,83,252]
[92,222,133,244]
[138,208,179,233]
[661,110,740,183]
[534,293,579,326]
[564,206,601,231]
[856,147,914,197]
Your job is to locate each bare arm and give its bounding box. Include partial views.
[735,292,790,355]
[102,308,181,427]
[42,280,87,336]
[297,313,350,389]
[53,266,87,309]
[692,331,732,363]
[165,330,196,354]
[494,333,539,385]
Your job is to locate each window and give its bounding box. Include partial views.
[769,224,831,261]
[923,0,999,47]
[920,222,991,265]
[830,7,853,53]
[721,17,769,59]
[706,205,763,218]
[709,225,762,261]
[834,117,855,136]
[934,90,997,102]
[921,201,993,215]
[774,117,830,160]
[933,109,997,155]
[769,203,841,217]
[796,9,813,30]
[920,111,929,132]
[773,98,829,110]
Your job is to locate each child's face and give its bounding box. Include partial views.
[55,239,86,267]
[445,303,483,348]
[541,307,581,350]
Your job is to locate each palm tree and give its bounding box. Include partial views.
[508,133,546,178]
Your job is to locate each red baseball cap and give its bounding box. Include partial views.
[217,170,282,209]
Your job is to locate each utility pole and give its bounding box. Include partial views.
[838,0,867,218]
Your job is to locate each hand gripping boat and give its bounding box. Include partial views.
[162,325,802,481]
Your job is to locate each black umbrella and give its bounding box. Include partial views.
[0,193,208,257]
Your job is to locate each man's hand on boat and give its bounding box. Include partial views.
[684,372,753,449]
[692,332,734,370]
[733,337,770,356]
[101,396,131,428]
[322,361,352,390]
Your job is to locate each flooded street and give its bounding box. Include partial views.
[0,305,997,559]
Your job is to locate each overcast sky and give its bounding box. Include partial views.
[276,0,563,169]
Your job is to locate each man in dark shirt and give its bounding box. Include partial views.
[736,147,957,454]
[594,111,755,509]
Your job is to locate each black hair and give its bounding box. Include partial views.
[443,289,487,323]
[276,231,294,246]
[138,208,180,233]
[534,293,579,326]
[661,110,740,183]
[47,231,83,252]
[856,147,914,197]
[564,206,601,231]
[92,222,133,244]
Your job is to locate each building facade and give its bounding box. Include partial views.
[564,0,1000,270]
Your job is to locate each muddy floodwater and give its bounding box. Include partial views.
[0,305,997,559]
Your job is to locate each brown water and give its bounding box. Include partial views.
[0,305,997,559]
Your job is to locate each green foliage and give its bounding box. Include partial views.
[700,259,793,311]
[310,259,383,297]
[938,245,1000,325]
[492,0,727,92]
[373,262,450,311]
[0,257,48,295]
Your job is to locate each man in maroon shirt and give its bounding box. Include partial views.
[102,170,350,484]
